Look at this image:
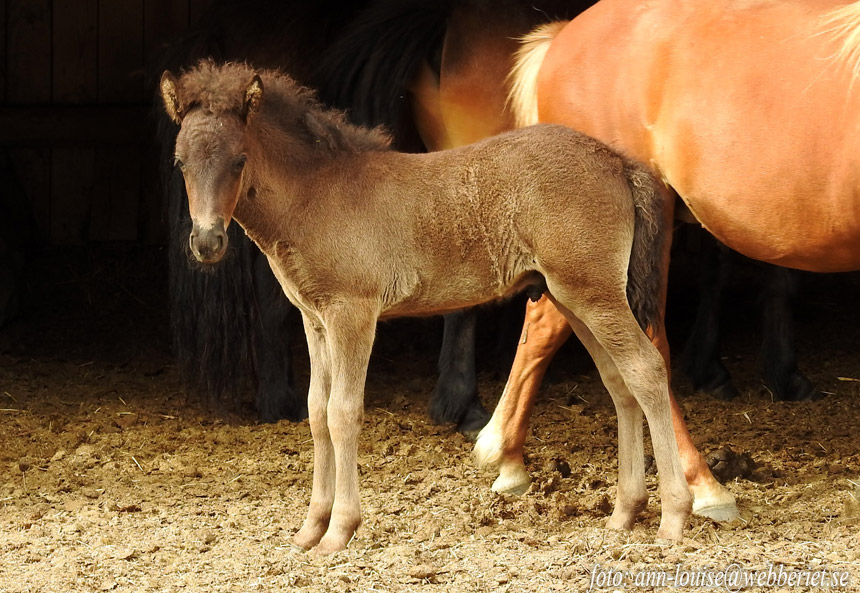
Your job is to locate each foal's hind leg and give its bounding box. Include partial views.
[562,314,649,530]
[292,314,335,551]
[548,291,691,541]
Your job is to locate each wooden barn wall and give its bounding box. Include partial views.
[1,0,215,245]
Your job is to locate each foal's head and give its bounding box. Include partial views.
[160,62,264,264]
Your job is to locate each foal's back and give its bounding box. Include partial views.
[354,124,636,318]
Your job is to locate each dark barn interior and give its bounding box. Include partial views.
[0,0,204,352]
[0,1,858,591]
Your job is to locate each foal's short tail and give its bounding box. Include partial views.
[624,161,667,333]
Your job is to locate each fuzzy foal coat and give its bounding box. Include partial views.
[162,61,691,553]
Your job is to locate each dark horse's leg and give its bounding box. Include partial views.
[683,231,817,401]
[252,255,307,422]
[431,310,490,438]
[682,232,739,400]
[759,265,819,401]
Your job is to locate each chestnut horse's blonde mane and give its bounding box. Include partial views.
[819,1,860,80]
[506,21,569,128]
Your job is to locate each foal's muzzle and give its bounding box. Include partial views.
[189,219,228,263]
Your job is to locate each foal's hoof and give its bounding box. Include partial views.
[289,541,310,554]
[312,534,350,555]
[655,517,687,542]
[291,527,324,552]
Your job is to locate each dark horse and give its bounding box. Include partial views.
[161,59,691,552]
[157,0,585,431]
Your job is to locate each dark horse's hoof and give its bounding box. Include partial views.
[768,371,821,402]
[429,382,490,440]
[697,380,739,401]
[456,403,491,440]
[257,386,308,424]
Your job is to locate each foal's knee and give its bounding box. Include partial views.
[327,399,363,440]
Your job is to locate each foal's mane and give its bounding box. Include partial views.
[178,59,392,153]
[819,1,860,81]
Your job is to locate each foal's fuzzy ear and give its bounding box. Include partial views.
[244,74,264,118]
[160,71,183,124]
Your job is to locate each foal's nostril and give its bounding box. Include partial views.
[189,224,228,262]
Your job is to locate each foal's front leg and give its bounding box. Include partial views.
[292,314,335,550]
[314,306,377,554]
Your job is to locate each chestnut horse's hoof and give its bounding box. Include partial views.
[491,464,532,496]
[690,481,739,522]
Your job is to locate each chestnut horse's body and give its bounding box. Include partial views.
[161,61,692,552]
[478,0,860,508]
[534,0,860,271]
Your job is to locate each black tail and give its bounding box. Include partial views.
[623,160,668,332]
[315,0,585,148]
[315,0,454,151]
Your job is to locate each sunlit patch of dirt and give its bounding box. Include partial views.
[1,248,858,592]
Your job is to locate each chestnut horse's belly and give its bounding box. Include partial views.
[538,0,860,273]
[667,176,860,273]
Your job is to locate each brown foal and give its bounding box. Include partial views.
[161,60,691,553]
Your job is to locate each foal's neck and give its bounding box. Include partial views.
[234,132,372,254]
[231,89,392,253]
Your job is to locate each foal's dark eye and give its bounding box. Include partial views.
[233,155,247,172]
[173,156,185,170]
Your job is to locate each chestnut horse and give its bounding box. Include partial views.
[476,0,860,514]
[160,61,691,551]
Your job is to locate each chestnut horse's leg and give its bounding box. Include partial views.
[292,314,335,551]
[473,294,571,494]
[313,305,377,554]
[476,249,739,522]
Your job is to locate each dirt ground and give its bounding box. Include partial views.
[1,245,859,593]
